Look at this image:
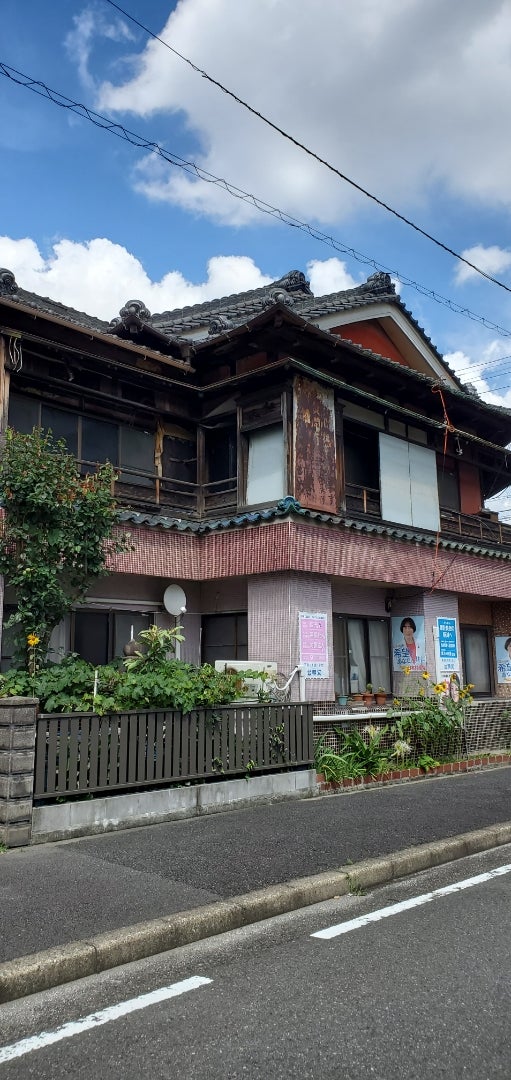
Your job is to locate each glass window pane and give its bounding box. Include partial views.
[201,614,247,663]
[113,613,151,658]
[74,612,109,666]
[120,427,154,487]
[41,405,78,456]
[368,620,390,691]
[333,617,349,697]
[246,425,284,505]
[463,629,491,694]
[347,618,367,693]
[82,417,118,466]
[8,394,40,433]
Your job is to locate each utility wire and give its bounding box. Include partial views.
[103,0,511,296]
[2,60,511,347]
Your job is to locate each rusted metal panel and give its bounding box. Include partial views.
[293,375,337,512]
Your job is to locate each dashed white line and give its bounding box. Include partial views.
[312,862,511,940]
[0,975,212,1064]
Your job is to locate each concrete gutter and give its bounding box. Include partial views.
[1,821,510,1004]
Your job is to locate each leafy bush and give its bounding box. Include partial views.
[0,649,252,715]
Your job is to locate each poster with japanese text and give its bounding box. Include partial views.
[299,612,329,679]
[495,635,511,683]
[391,615,426,672]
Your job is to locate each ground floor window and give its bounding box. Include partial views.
[72,610,153,667]
[201,613,248,665]
[461,626,493,696]
[333,615,391,697]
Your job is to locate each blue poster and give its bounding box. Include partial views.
[437,617,459,675]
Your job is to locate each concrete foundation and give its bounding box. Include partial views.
[31,769,317,843]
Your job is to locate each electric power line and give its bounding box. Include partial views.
[2,60,511,348]
[103,0,511,297]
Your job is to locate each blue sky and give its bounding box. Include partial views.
[3,0,511,458]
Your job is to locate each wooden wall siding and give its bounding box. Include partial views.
[458,597,493,625]
[458,461,482,515]
[293,375,337,513]
[330,320,408,367]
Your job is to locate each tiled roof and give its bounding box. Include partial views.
[118,497,511,561]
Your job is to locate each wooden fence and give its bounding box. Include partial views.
[33,703,314,801]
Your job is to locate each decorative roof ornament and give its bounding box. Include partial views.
[273,270,312,294]
[118,299,151,323]
[365,271,394,293]
[208,314,233,336]
[0,269,18,296]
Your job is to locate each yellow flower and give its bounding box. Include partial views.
[422,671,430,680]
[433,682,445,694]
[402,665,411,675]
[27,633,40,647]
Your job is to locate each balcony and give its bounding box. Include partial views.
[345,482,511,549]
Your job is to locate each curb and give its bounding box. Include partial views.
[1,821,511,1004]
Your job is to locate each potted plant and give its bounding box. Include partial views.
[375,687,387,706]
[362,682,375,706]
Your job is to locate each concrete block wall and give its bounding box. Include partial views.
[0,698,38,847]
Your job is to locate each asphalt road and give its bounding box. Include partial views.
[1,845,510,1079]
[2,767,510,963]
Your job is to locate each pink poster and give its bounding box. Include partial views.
[299,612,329,679]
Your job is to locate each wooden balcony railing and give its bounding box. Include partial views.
[344,481,511,548]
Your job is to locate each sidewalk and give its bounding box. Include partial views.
[2,766,510,963]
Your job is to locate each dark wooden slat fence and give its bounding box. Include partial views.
[33,703,314,801]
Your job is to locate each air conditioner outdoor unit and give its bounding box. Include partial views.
[214,660,277,699]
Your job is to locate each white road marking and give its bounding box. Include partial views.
[312,862,511,940]
[0,975,212,1064]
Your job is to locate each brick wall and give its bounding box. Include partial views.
[107,519,511,599]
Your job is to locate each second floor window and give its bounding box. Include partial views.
[8,394,155,488]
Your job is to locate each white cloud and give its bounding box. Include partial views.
[0,236,276,320]
[307,259,358,296]
[445,344,511,409]
[95,0,511,226]
[455,245,511,285]
[65,6,134,92]
[0,238,365,319]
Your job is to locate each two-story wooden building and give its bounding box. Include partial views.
[1,265,511,701]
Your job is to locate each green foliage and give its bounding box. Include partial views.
[0,636,254,714]
[0,427,129,665]
[389,691,464,757]
[314,726,390,781]
[0,655,122,713]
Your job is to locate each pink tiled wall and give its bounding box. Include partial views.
[248,573,334,701]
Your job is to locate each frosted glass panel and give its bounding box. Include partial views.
[409,442,440,531]
[246,425,285,504]
[380,434,439,531]
[379,433,412,525]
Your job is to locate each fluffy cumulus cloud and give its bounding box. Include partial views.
[455,245,511,285]
[93,0,511,226]
[0,236,356,320]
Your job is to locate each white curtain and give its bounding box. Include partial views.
[348,619,366,692]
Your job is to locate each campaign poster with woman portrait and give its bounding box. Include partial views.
[495,636,511,683]
[391,615,427,672]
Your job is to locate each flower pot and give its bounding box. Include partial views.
[362,693,375,706]
[337,695,348,707]
[375,693,387,706]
